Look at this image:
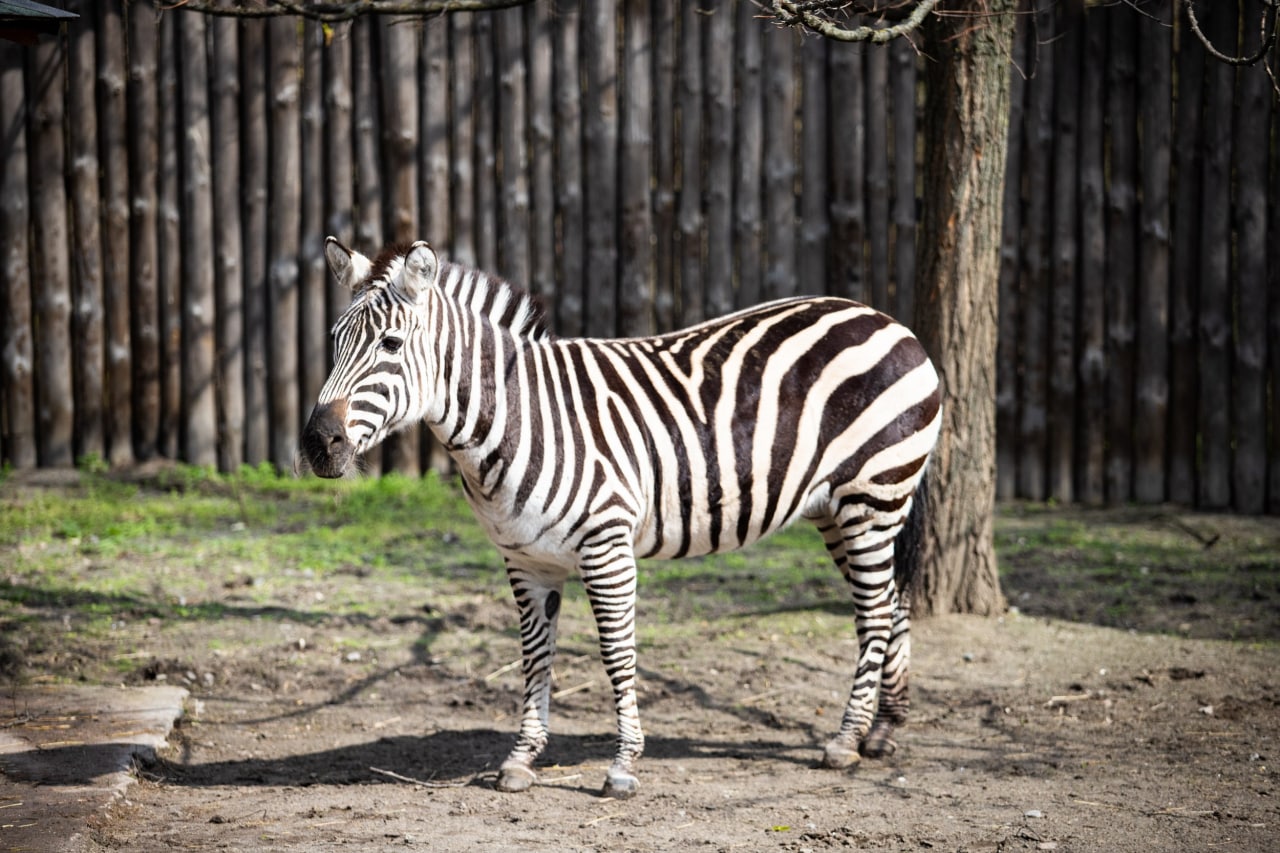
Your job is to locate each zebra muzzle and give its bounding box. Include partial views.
[301,401,354,478]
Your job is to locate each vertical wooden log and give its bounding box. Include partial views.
[268,17,301,471]
[1077,8,1107,505]
[27,29,74,467]
[1105,6,1137,504]
[211,8,243,471]
[1017,2,1053,501]
[1231,21,1271,514]
[582,0,619,334]
[353,18,383,254]
[890,36,917,325]
[450,14,477,269]
[995,12,1027,502]
[421,16,452,475]
[128,6,161,461]
[675,0,704,327]
[1048,4,1080,504]
[1134,2,1172,504]
[496,7,531,286]
[1168,9,1203,507]
[421,18,451,251]
[300,21,327,449]
[0,44,36,469]
[179,11,217,468]
[619,0,653,336]
[473,13,498,273]
[762,25,796,302]
[324,22,355,324]
[158,13,181,460]
[527,1,556,302]
[553,0,584,334]
[798,37,829,297]
[865,43,890,312]
[828,39,865,303]
[68,0,105,463]
[97,0,133,467]
[350,17,383,474]
[733,1,762,310]
[379,16,421,476]
[1271,36,1280,514]
[651,0,676,331]
[703,1,733,317]
[239,18,270,466]
[1196,0,1233,509]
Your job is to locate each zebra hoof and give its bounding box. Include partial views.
[860,725,898,759]
[495,763,537,793]
[601,768,640,799]
[820,740,862,770]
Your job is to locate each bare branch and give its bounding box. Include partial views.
[160,0,532,22]
[1181,0,1278,68]
[765,0,941,43]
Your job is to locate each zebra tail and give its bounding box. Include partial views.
[894,473,929,601]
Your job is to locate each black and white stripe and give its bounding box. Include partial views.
[302,238,942,798]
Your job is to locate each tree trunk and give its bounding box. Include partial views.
[733,1,762,309]
[865,43,889,312]
[763,26,796,303]
[703,1,733,318]
[240,17,270,466]
[651,0,676,331]
[268,17,301,471]
[828,39,866,303]
[582,0,618,334]
[914,0,1015,617]
[552,0,584,335]
[158,13,181,461]
[675,0,703,327]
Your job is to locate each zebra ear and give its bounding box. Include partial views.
[399,241,439,303]
[325,236,371,292]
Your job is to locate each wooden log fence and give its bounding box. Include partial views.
[0,0,1277,514]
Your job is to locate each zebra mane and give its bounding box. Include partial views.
[364,244,553,342]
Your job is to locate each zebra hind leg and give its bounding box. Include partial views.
[860,582,910,758]
[495,571,564,793]
[814,508,902,770]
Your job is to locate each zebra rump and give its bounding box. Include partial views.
[302,238,942,799]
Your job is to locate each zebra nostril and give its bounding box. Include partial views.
[328,432,345,450]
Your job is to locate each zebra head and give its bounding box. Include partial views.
[302,238,440,478]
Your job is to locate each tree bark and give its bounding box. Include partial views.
[828,39,866,303]
[582,0,619,334]
[158,14,182,461]
[129,7,161,461]
[866,43,890,312]
[763,26,797,303]
[703,1,733,318]
[496,7,530,286]
[890,36,917,325]
[914,0,1016,617]
[651,0,676,331]
[797,37,828,300]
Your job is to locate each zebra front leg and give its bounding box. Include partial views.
[581,546,644,799]
[496,570,564,793]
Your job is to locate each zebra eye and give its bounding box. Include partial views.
[381,336,403,354]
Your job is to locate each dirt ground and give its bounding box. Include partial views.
[3,487,1277,852]
[87,602,1278,851]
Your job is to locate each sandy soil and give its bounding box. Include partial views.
[84,608,1277,852]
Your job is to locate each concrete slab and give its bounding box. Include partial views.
[0,685,188,852]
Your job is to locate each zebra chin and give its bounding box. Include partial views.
[301,401,358,479]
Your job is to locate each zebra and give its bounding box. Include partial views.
[301,238,942,799]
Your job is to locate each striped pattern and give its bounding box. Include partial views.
[302,239,942,798]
